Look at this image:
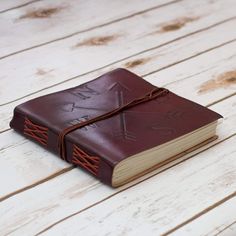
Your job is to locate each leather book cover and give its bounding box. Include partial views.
[9,68,222,186]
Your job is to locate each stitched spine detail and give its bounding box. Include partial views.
[72,144,100,176]
[24,117,48,146]
[58,87,169,161]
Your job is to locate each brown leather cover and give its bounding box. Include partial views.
[9,68,222,186]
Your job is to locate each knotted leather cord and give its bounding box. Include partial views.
[58,87,169,161]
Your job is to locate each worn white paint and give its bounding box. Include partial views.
[41,136,236,236]
[0,0,174,57]
[0,94,235,235]
[1,0,235,105]
[0,0,36,12]
[171,195,236,236]
[0,0,235,235]
[1,18,236,132]
[148,40,236,105]
[1,38,236,200]
[0,131,70,200]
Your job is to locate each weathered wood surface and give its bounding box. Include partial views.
[40,136,236,236]
[1,0,236,105]
[171,195,236,236]
[1,37,235,201]
[0,0,174,58]
[1,17,236,132]
[0,0,236,235]
[0,95,235,235]
[0,0,39,13]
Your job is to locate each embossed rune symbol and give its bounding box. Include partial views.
[69,84,100,100]
[108,82,136,141]
[68,115,98,130]
[107,82,169,140]
[62,82,162,141]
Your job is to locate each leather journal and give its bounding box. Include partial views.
[10,68,222,187]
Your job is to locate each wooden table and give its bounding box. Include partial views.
[1,0,236,235]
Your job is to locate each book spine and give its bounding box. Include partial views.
[9,109,114,186]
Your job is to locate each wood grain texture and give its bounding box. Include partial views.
[0,91,235,235]
[1,28,236,201]
[0,0,40,13]
[1,17,236,133]
[0,0,175,57]
[1,0,236,105]
[1,0,236,234]
[0,35,235,200]
[2,130,234,236]
[170,195,236,236]
[147,41,236,105]
[0,131,71,201]
[37,136,236,236]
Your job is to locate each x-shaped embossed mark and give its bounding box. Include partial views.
[61,82,159,141]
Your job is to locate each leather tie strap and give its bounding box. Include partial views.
[57,87,169,161]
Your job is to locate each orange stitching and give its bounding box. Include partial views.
[24,117,48,146]
[58,87,169,161]
[72,144,100,176]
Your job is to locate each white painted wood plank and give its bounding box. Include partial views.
[0,114,235,235]
[0,131,70,201]
[147,41,236,105]
[219,223,236,236]
[1,0,235,105]
[171,196,236,236]
[1,18,236,133]
[0,33,236,200]
[0,1,234,235]
[39,137,236,236]
[0,0,174,57]
[0,0,38,13]
[0,92,235,235]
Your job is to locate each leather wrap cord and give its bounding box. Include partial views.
[57,87,169,162]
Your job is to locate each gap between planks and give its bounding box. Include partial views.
[162,191,236,235]
[39,190,236,236]
[0,0,41,14]
[1,1,235,233]
[34,133,236,235]
[1,94,234,203]
[143,37,236,78]
[1,0,236,106]
[215,221,236,236]
[0,80,235,234]
[0,0,181,60]
[1,15,236,107]
[1,36,236,201]
[170,194,236,236]
[0,166,74,202]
